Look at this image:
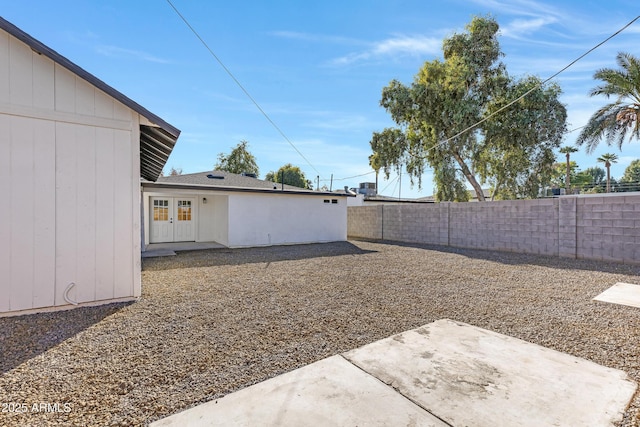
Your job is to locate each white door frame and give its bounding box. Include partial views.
[149,196,195,243]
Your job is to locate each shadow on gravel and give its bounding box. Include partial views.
[142,241,377,271]
[369,239,640,276]
[0,302,132,374]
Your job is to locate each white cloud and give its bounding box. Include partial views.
[468,0,562,19]
[95,45,170,64]
[269,31,365,46]
[501,17,558,38]
[303,113,377,132]
[330,35,441,66]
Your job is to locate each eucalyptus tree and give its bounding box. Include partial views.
[577,52,640,154]
[582,166,606,192]
[619,159,640,191]
[619,159,640,192]
[597,152,619,192]
[214,140,259,176]
[265,163,312,189]
[371,16,566,201]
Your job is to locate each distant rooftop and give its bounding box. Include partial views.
[157,170,312,192]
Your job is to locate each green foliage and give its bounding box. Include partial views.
[548,162,609,193]
[214,140,259,176]
[580,166,607,193]
[369,128,410,180]
[371,16,566,201]
[481,77,566,199]
[577,52,640,154]
[168,167,182,176]
[557,146,579,191]
[619,159,640,191]
[597,153,619,193]
[549,161,579,189]
[583,166,606,185]
[265,163,312,189]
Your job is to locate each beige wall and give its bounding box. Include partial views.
[0,29,141,315]
[143,190,347,248]
[348,194,640,264]
[198,195,229,246]
[227,193,347,247]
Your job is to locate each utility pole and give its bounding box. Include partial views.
[398,164,402,200]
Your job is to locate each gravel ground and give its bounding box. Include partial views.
[1,240,639,426]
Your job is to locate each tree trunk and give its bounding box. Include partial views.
[491,179,502,201]
[565,153,571,193]
[606,162,611,193]
[451,150,485,201]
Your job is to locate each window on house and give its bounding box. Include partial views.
[153,199,169,221]
[177,200,192,221]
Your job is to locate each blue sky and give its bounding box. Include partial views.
[3,1,639,197]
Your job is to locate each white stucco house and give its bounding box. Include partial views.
[0,17,180,316]
[142,171,349,248]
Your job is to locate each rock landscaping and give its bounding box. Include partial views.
[1,240,638,426]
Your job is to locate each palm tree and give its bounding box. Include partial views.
[559,146,578,193]
[577,52,640,154]
[597,153,619,193]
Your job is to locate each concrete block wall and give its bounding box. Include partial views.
[347,193,640,264]
[347,205,382,240]
[576,194,640,264]
[382,204,449,245]
[448,198,559,256]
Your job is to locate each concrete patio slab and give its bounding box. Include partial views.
[593,282,640,309]
[151,355,448,427]
[141,249,177,258]
[345,319,637,427]
[151,320,637,427]
[142,242,226,258]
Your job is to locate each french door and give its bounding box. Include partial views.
[150,197,195,243]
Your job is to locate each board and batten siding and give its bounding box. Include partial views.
[0,28,141,315]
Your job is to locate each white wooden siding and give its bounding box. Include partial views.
[114,126,135,299]
[32,50,55,110]
[95,127,116,301]
[0,113,8,313]
[0,32,9,103]
[31,119,56,308]
[54,122,78,306]
[10,115,36,311]
[0,28,141,315]
[8,31,32,106]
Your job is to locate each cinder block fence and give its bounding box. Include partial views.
[347,194,640,264]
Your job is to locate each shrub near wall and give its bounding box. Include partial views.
[347,194,640,264]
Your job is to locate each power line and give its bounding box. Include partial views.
[165,0,321,177]
[413,14,640,159]
[380,174,399,194]
[566,125,586,134]
[319,170,376,182]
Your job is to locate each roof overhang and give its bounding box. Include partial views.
[0,16,180,182]
[140,125,178,182]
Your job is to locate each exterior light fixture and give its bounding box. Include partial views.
[202,197,207,204]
